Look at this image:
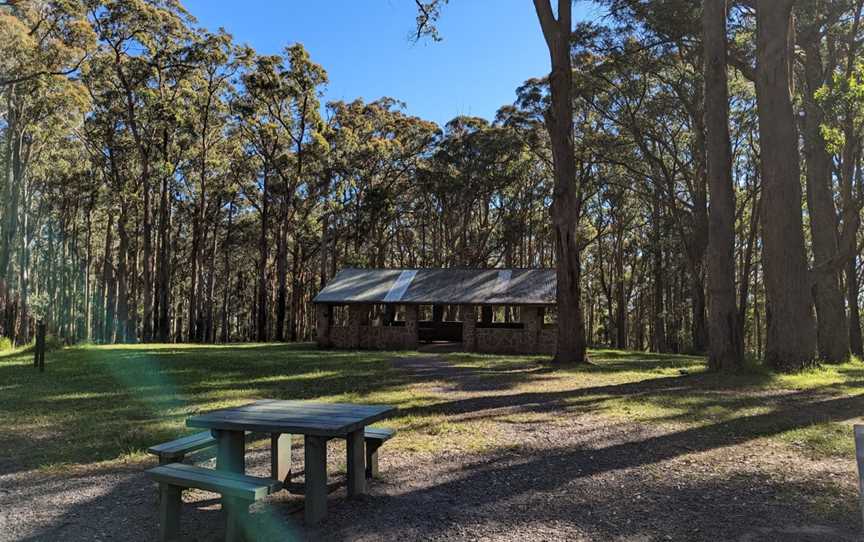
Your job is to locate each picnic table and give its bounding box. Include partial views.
[186,399,394,524]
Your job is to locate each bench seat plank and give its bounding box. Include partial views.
[148,463,282,500]
[148,431,216,459]
[363,427,396,479]
[364,427,396,441]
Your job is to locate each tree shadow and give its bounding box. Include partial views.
[316,385,864,540]
[321,453,859,541]
[0,344,421,474]
[8,447,308,542]
[4,345,864,539]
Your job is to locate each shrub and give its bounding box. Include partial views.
[44,334,65,352]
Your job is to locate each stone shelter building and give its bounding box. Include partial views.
[313,268,557,354]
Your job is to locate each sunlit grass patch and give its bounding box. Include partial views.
[445,349,864,460]
[778,421,856,459]
[395,413,499,453]
[4,343,864,471]
[0,343,408,470]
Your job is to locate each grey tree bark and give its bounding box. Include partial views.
[754,0,817,370]
[703,0,744,370]
[798,17,850,363]
[534,0,587,363]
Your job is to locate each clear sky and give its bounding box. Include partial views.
[181,0,602,127]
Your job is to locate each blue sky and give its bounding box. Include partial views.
[181,1,602,127]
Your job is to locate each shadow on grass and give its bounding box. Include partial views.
[3,345,863,539]
[3,343,863,478]
[0,343,418,474]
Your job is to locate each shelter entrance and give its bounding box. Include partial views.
[418,304,464,344]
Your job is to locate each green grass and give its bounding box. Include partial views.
[2,344,863,473]
[445,349,864,460]
[0,343,428,469]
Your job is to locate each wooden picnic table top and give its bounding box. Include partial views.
[186,399,395,437]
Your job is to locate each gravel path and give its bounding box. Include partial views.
[1,355,860,541]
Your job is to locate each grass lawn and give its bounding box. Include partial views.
[2,343,863,472]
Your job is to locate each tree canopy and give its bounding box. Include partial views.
[3,0,864,373]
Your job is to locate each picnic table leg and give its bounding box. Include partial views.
[346,429,366,497]
[304,435,328,525]
[224,498,251,542]
[214,429,246,473]
[271,433,292,484]
[214,430,246,539]
[365,440,381,479]
[158,484,181,542]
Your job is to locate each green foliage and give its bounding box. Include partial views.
[814,65,864,153]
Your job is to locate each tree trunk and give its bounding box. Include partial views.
[275,225,288,342]
[703,0,744,370]
[802,37,850,363]
[220,202,234,343]
[534,0,587,364]
[103,225,116,344]
[156,173,171,342]
[690,269,707,354]
[754,0,817,370]
[848,256,863,356]
[650,191,667,353]
[204,210,219,343]
[257,169,269,342]
[115,206,129,343]
[139,167,152,341]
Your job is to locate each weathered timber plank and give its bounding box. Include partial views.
[148,464,281,500]
[158,484,181,542]
[304,435,328,525]
[346,429,366,497]
[364,427,396,441]
[194,409,385,425]
[148,431,216,456]
[215,430,245,474]
[271,433,292,484]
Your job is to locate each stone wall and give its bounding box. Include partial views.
[315,305,332,347]
[316,303,418,350]
[357,326,417,350]
[317,302,555,355]
[462,304,477,352]
[472,327,556,355]
[465,305,555,355]
[328,326,353,348]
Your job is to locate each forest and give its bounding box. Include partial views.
[2,0,863,373]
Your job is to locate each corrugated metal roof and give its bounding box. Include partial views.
[313,268,557,305]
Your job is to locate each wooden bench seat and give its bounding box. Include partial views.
[148,431,217,464]
[147,463,282,542]
[148,426,396,481]
[148,431,271,465]
[364,427,396,479]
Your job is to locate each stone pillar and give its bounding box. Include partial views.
[348,305,368,349]
[404,305,419,349]
[462,304,477,352]
[315,304,332,348]
[522,306,542,354]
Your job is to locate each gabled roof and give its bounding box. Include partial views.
[313,268,557,306]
